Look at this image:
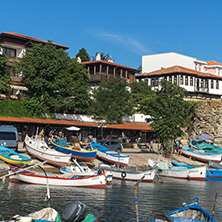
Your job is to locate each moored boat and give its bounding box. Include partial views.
[25,135,71,168]
[90,141,129,168]
[99,164,156,183]
[190,140,222,153]
[0,146,31,166]
[150,197,215,221]
[51,138,97,162]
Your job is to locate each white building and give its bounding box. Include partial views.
[137,52,222,100]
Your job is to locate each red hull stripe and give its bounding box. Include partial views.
[160,175,205,181]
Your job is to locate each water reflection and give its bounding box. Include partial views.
[0,178,222,221]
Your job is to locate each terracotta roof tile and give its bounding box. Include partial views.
[2,32,69,50]
[207,61,222,66]
[0,116,153,131]
[136,65,222,79]
[82,60,139,72]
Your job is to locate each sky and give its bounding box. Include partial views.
[2,0,222,70]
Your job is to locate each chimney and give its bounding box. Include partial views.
[77,57,81,63]
[96,53,101,61]
[108,57,113,63]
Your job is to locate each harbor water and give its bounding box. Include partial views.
[0,178,222,221]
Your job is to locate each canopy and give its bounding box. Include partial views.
[66,126,80,131]
[193,134,211,141]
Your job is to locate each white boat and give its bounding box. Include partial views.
[60,160,113,185]
[99,164,156,183]
[9,169,107,189]
[151,160,206,181]
[24,135,71,167]
[91,141,129,168]
[182,145,222,164]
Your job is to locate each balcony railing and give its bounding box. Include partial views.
[89,74,108,82]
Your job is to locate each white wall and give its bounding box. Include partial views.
[142,52,196,73]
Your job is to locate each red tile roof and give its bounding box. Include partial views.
[1,32,69,50]
[82,60,139,72]
[0,116,153,131]
[136,65,222,79]
[207,61,222,66]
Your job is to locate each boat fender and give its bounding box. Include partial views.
[153,212,173,222]
[121,171,126,178]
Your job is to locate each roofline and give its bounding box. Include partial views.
[1,32,69,50]
[82,60,139,72]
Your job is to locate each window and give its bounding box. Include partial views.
[0,132,16,140]
[185,76,188,85]
[211,80,214,89]
[174,76,177,84]
[205,79,208,88]
[3,47,16,57]
[190,76,193,86]
[155,78,159,86]
[151,79,155,87]
[201,79,204,88]
[169,76,172,82]
[164,76,167,80]
[180,75,184,85]
[216,80,219,89]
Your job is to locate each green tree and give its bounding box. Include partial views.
[130,81,155,112]
[76,48,90,62]
[15,43,90,115]
[93,52,110,61]
[142,80,194,154]
[0,47,11,93]
[91,77,133,123]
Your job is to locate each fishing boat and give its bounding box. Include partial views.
[60,160,113,185]
[190,140,222,153]
[9,166,107,189]
[150,197,215,222]
[181,144,222,164]
[24,135,71,168]
[149,160,206,181]
[99,164,156,183]
[0,146,31,166]
[1,201,98,222]
[90,141,129,168]
[51,138,97,162]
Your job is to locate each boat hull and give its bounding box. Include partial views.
[25,135,71,168]
[10,171,107,189]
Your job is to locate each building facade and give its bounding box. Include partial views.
[137,52,222,100]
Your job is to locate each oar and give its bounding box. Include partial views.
[134,175,145,222]
[212,190,218,218]
[0,161,47,180]
[73,158,84,172]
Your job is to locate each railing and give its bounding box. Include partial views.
[89,74,109,82]
[194,86,209,93]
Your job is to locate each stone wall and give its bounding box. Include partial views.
[188,100,222,144]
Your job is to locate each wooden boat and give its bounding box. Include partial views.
[172,161,222,182]
[190,140,222,153]
[90,141,129,168]
[99,164,156,183]
[24,135,71,168]
[9,167,107,189]
[51,138,97,162]
[181,144,222,164]
[60,160,113,185]
[152,160,206,181]
[150,197,215,221]
[0,146,31,166]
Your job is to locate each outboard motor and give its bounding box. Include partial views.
[63,201,87,222]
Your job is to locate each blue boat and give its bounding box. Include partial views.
[51,138,97,162]
[150,197,215,221]
[172,161,222,181]
[190,140,222,154]
[0,146,31,166]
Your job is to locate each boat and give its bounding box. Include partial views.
[150,160,206,181]
[172,161,222,182]
[9,166,107,189]
[60,160,113,185]
[181,144,222,164]
[99,164,156,183]
[0,146,31,166]
[1,201,98,222]
[150,197,215,221]
[51,138,97,162]
[90,141,129,168]
[24,135,71,168]
[190,140,222,154]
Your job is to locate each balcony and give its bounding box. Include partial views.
[194,86,209,93]
[89,74,109,82]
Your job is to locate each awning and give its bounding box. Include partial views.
[66,126,81,131]
[10,85,28,91]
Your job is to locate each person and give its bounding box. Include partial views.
[177,140,183,156]
[44,135,49,145]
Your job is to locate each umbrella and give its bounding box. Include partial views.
[194,134,211,141]
[66,126,80,131]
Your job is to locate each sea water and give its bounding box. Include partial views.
[0,178,221,221]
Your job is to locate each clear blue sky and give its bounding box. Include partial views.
[2,0,222,70]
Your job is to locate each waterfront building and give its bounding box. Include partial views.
[137,52,222,100]
[0,32,69,99]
